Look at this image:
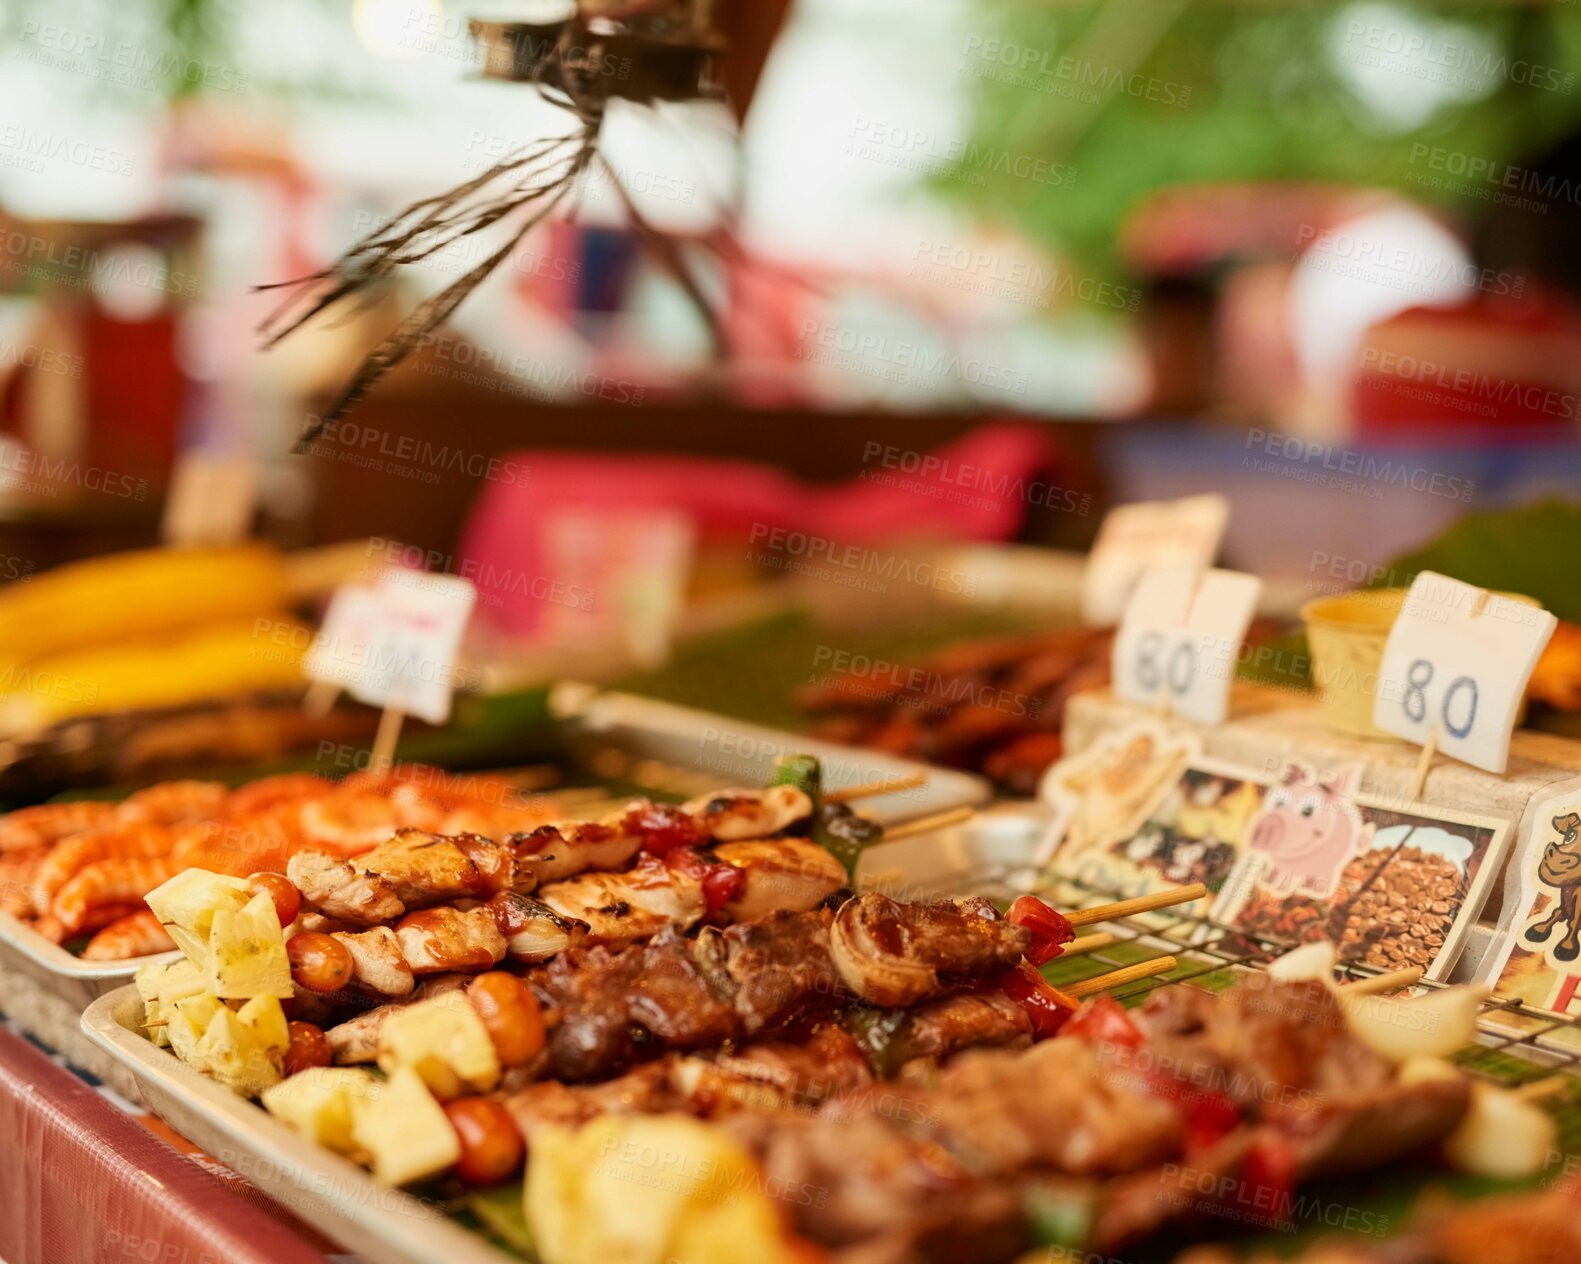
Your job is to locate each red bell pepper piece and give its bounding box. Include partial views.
[623,801,705,856]
[1005,895,1075,966]
[997,960,1080,1040]
[1060,995,1144,1049]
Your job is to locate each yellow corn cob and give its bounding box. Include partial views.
[0,616,311,733]
[0,545,291,665]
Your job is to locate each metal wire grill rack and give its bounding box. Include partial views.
[932,861,1581,1096]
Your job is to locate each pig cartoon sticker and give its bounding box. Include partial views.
[1244,762,1370,899]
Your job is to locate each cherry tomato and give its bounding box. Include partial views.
[1060,995,1144,1050]
[622,801,704,856]
[466,972,546,1067]
[283,1021,333,1076]
[444,1098,525,1186]
[996,960,1079,1040]
[247,872,302,928]
[1005,895,1074,966]
[700,864,745,916]
[286,932,354,993]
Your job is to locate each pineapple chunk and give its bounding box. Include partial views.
[237,994,290,1056]
[377,992,500,1100]
[206,892,292,999]
[351,1066,460,1186]
[262,1067,379,1156]
[166,924,212,972]
[189,1006,282,1097]
[146,869,251,940]
[136,958,207,1046]
[168,992,224,1063]
[527,1115,793,1264]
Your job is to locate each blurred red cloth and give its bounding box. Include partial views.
[0,1027,330,1264]
[459,422,1054,635]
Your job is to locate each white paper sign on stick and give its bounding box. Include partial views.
[1373,571,1556,776]
[1112,564,1263,726]
[303,584,384,691]
[1082,494,1230,626]
[347,571,477,726]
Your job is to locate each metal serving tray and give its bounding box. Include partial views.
[550,686,993,824]
[0,912,178,1009]
[83,985,514,1264]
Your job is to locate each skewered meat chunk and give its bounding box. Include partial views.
[511,821,643,887]
[621,929,739,1049]
[882,991,1033,1068]
[326,974,470,1063]
[331,926,414,997]
[394,905,507,974]
[681,785,813,841]
[710,839,846,921]
[484,891,584,962]
[830,893,1031,1006]
[289,851,403,925]
[289,830,515,926]
[535,942,647,1081]
[535,858,706,945]
[696,907,841,1035]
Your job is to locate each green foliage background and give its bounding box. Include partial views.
[938,1,1581,279]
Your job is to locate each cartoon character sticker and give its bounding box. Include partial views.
[1522,812,1581,963]
[1212,762,1504,982]
[1485,787,1581,1038]
[1243,763,1371,900]
[1036,721,1200,878]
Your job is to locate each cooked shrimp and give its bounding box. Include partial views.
[29,823,171,919]
[681,785,813,841]
[52,857,185,935]
[0,848,44,918]
[173,811,300,874]
[223,773,334,816]
[438,801,555,839]
[0,800,116,853]
[82,910,176,961]
[115,780,229,827]
[297,791,413,854]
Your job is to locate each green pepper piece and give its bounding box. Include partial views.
[772,753,824,801]
[817,800,885,879]
[842,1004,912,1079]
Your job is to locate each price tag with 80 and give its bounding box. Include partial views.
[1373,570,1556,775]
[1112,565,1263,726]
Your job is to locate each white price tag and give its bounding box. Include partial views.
[347,571,477,726]
[1082,494,1230,626]
[1112,564,1263,726]
[303,584,384,690]
[1373,571,1556,775]
[162,452,259,548]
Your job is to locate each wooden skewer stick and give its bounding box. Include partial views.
[826,773,928,804]
[1408,729,1438,803]
[1066,882,1208,928]
[1512,1074,1570,1104]
[1343,965,1424,997]
[1064,955,1178,999]
[1060,932,1116,958]
[880,805,974,842]
[368,705,405,775]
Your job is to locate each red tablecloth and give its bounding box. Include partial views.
[0,1026,336,1264]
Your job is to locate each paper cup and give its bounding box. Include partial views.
[1302,587,1536,739]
